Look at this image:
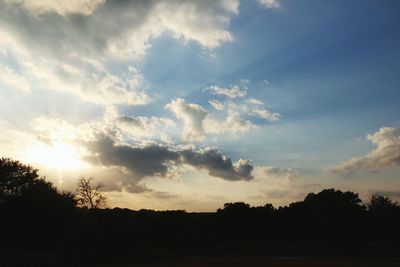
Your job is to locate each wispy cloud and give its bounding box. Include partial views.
[249,109,280,121]
[204,85,247,99]
[257,0,281,9]
[0,65,31,93]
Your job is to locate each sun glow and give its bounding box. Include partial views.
[27,142,89,171]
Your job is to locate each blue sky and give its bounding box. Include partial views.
[0,0,399,211]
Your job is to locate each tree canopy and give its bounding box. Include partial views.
[368,194,398,212]
[303,188,363,210]
[0,157,75,210]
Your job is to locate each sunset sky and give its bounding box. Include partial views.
[0,0,399,211]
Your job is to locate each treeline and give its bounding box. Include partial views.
[1,158,400,264]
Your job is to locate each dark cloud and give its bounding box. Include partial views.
[180,148,253,181]
[82,134,254,183]
[84,135,180,178]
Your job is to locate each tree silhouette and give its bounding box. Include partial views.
[303,188,364,212]
[0,157,75,209]
[0,157,39,203]
[217,202,251,216]
[75,177,108,209]
[368,194,398,212]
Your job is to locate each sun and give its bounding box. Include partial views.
[27,142,89,171]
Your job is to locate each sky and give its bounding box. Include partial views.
[0,0,399,211]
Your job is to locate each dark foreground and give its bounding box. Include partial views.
[1,159,399,267]
[2,193,400,266]
[2,251,400,267]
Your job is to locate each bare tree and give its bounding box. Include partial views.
[75,177,107,209]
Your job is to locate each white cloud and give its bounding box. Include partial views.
[246,98,264,105]
[25,61,149,106]
[204,85,247,99]
[115,115,175,141]
[3,0,105,16]
[205,112,254,135]
[164,83,281,141]
[30,116,97,143]
[250,108,280,121]
[0,119,38,160]
[167,98,256,140]
[0,28,149,106]
[0,0,238,59]
[166,98,208,141]
[333,127,400,175]
[0,0,239,105]
[209,99,225,111]
[259,166,301,181]
[155,0,238,49]
[0,65,31,93]
[204,83,280,123]
[257,0,281,9]
[250,166,320,203]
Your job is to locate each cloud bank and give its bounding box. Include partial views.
[0,0,240,105]
[3,0,105,16]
